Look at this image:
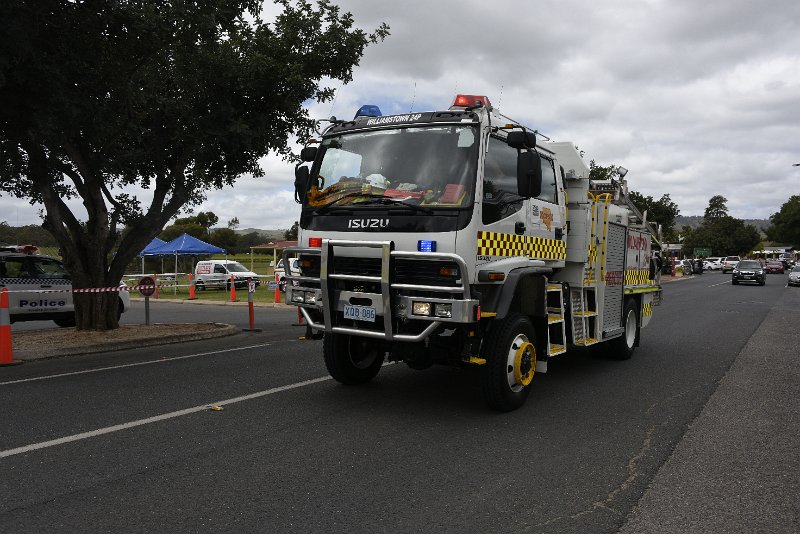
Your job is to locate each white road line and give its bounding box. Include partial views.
[0,375,332,459]
[709,280,731,287]
[0,342,285,386]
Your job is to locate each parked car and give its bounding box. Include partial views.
[721,256,741,274]
[274,258,300,292]
[0,249,130,326]
[765,261,785,274]
[680,260,694,275]
[704,257,722,270]
[788,265,800,287]
[194,260,260,290]
[691,259,704,274]
[731,260,765,286]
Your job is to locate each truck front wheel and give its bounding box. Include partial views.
[323,333,384,385]
[480,312,536,412]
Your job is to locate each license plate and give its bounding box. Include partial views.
[743,275,752,279]
[343,304,376,322]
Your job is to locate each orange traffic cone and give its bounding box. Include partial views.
[229,275,237,302]
[0,288,22,366]
[188,273,196,300]
[274,273,281,304]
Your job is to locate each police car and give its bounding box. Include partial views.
[0,245,130,327]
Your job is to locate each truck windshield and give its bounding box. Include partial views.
[304,125,478,210]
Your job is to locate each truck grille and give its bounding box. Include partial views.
[332,257,460,287]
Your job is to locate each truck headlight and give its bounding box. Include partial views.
[291,291,305,304]
[304,292,317,304]
[412,302,432,316]
[434,303,453,318]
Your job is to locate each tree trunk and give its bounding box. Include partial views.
[73,292,119,331]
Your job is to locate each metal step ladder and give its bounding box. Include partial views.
[570,286,599,346]
[546,283,567,356]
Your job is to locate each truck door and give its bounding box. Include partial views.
[480,136,530,264]
[526,155,565,266]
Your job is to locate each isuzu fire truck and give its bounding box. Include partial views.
[285,95,662,411]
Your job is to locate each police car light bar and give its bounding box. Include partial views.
[355,105,382,118]
[451,94,492,109]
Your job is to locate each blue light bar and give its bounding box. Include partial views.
[355,105,382,118]
[418,240,437,253]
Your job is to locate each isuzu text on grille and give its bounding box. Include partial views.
[348,218,389,229]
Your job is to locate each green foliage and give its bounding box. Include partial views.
[210,227,238,252]
[588,160,620,181]
[682,216,761,257]
[628,191,680,241]
[0,0,387,329]
[236,231,265,253]
[765,195,800,246]
[159,222,206,242]
[284,221,299,241]
[0,222,59,246]
[704,195,729,220]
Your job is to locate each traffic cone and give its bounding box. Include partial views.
[293,306,306,326]
[154,273,159,299]
[274,273,281,304]
[188,274,196,300]
[0,288,22,366]
[229,274,237,302]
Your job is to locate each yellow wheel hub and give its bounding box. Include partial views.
[513,341,535,386]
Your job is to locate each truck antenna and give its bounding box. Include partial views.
[410,81,417,113]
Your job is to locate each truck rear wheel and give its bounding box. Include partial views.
[323,333,384,385]
[608,299,638,360]
[480,312,535,412]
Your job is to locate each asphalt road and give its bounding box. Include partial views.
[0,271,796,533]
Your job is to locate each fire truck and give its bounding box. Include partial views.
[284,95,662,411]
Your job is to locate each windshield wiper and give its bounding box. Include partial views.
[314,192,384,214]
[315,193,434,214]
[355,196,434,214]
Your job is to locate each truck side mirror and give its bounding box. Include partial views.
[294,166,310,203]
[300,146,318,162]
[507,130,537,149]
[517,151,542,197]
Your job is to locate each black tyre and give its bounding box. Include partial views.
[479,312,536,412]
[53,314,76,328]
[323,333,384,385]
[196,281,205,291]
[608,299,638,360]
[732,279,738,285]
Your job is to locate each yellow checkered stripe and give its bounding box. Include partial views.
[625,270,653,286]
[477,231,566,260]
[588,244,597,265]
[642,302,653,317]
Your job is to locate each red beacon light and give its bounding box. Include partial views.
[308,237,322,248]
[451,94,492,109]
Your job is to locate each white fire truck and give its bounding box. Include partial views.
[285,95,662,411]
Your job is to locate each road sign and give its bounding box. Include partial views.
[139,276,156,297]
[694,247,712,257]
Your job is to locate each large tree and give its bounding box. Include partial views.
[0,0,387,330]
[765,195,800,246]
[682,198,761,257]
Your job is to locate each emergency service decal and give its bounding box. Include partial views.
[540,207,554,231]
[365,114,422,126]
[477,231,566,260]
[604,271,623,286]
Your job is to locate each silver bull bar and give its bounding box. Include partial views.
[283,239,478,342]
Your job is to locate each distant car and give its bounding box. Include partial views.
[765,261,785,274]
[788,265,800,287]
[731,260,765,286]
[721,256,741,274]
[704,257,722,270]
[274,258,300,292]
[680,260,694,275]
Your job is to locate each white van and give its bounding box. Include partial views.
[194,260,260,290]
[0,248,130,327]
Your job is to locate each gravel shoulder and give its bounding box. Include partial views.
[10,323,238,361]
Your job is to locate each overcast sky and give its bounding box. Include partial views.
[2,0,799,230]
